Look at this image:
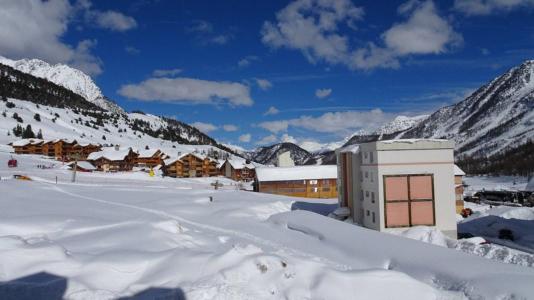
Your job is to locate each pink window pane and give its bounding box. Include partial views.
[386,202,409,227]
[385,177,408,201]
[411,201,434,225]
[409,176,433,200]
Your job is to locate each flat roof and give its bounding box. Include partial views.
[373,139,454,150]
[256,165,337,182]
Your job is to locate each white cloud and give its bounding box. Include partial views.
[315,88,332,99]
[152,68,183,77]
[280,133,297,144]
[454,0,534,15]
[262,0,461,70]
[187,20,233,45]
[118,77,254,106]
[125,46,140,55]
[382,1,462,56]
[210,34,233,45]
[239,133,252,143]
[187,20,213,33]
[264,106,280,116]
[0,0,103,76]
[255,78,273,90]
[259,109,395,136]
[256,134,278,145]
[192,122,217,133]
[223,124,238,132]
[87,10,137,32]
[238,55,259,67]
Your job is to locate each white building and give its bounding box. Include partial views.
[337,139,457,239]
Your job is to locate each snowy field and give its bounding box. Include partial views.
[1,151,534,299]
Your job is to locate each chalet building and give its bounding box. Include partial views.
[53,139,78,161]
[134,149,167,168]
[11,139,44,154]
[162,157,185,177]
[220,158,257,182]
[337,139,457,239]
[73,142,102,160]
[41,140,56,156]
[162,153,218,178]
[454,165,466,214]
[254,165,338,198]
[87,147,138,172]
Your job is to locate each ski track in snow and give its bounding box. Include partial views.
[39,179,352,273]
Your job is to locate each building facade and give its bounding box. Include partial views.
[221,158,257,182]
[162,153,218,178]
[337,139,457,239]
[454,165,466,214]
[87,147,138,172]
[255,165,338,198]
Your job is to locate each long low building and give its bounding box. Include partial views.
[254,165,338,198]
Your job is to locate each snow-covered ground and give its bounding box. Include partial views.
[463,175,529,195]
[1,151,534,299]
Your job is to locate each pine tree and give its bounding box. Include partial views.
[12,124,23,137]
[36,129,43,139]
[34,113,41,122]
[102,135,106,140]
[22,124,35,138]
[145,145,149,150]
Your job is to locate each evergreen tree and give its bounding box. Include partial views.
[145,145,149,150]
[22,124,35,138]
[12,124,23,137]
[36,129,43,139]
[1,95,6,101]
[34,113,41,122]
[102,135,106,140]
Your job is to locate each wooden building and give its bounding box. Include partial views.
[135,149,167,168]
[53,139,78,161]
[11,139,44,154]
[220,158,257,182]
[254,165,338,198]
[162,153,219,178]
[87,147,138,172]
[454,165,466,214]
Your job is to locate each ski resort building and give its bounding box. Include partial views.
[10,139,44,154]
[220,158,257,182]
[66,161,96,172]
[87,147,138,172]
[134,149,167,168]
[254,165,338,198]
[337,139,458,239]
[454,165,466,214]
[162,153,219,178]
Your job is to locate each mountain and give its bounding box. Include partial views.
[376,115,428,135]
[0,58,240,158]
[398,60,534,159]
[0,56,123,114]
[250,142,312,166]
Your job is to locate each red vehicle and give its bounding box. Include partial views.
[8,158,17,168]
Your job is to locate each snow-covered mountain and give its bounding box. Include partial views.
[0,56,123,114]
[376,115,428,135]
[398,60,534,158]
[250,142,312,166]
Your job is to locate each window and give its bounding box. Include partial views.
[372,212,376,223]
[366,210,370,216]
[365,171,368,178]
[384,175,435,228]
[370,152,374,163]
[364,152,368,160]
[360,171,363,182]
[371,192,375,203]
[360,189,364,201]
[365,190,369,198]
[370,172,374,182]
[309,180,318,185]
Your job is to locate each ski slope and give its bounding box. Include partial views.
[1,150,534,299]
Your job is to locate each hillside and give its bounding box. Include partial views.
[250,142,312,165]
[0,59,239,158]
[0,56,123,114]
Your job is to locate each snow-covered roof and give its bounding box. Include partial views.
[375,139,454,150]
[256,165,338,182]
[11,139,44,146]
[87,147,134,161]
[226,158,256,170]
[454,164,466,176]
[337,144,360,154]
[163,157,184,165]
[67,161,96,171]
[137,148,161,158]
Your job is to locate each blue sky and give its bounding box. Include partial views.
[2,0,534,150]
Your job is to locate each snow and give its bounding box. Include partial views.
[2,152,533,298]
[454,164,466,176]
[136,148,161,158]
[526,176,534,192]
[227,158,257,170]
[256,165,337,182]
[87,147,133,161]
[66,161,96,171]
[0,56,123,113]
[375,115,429,135]
[11,139,43,147]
